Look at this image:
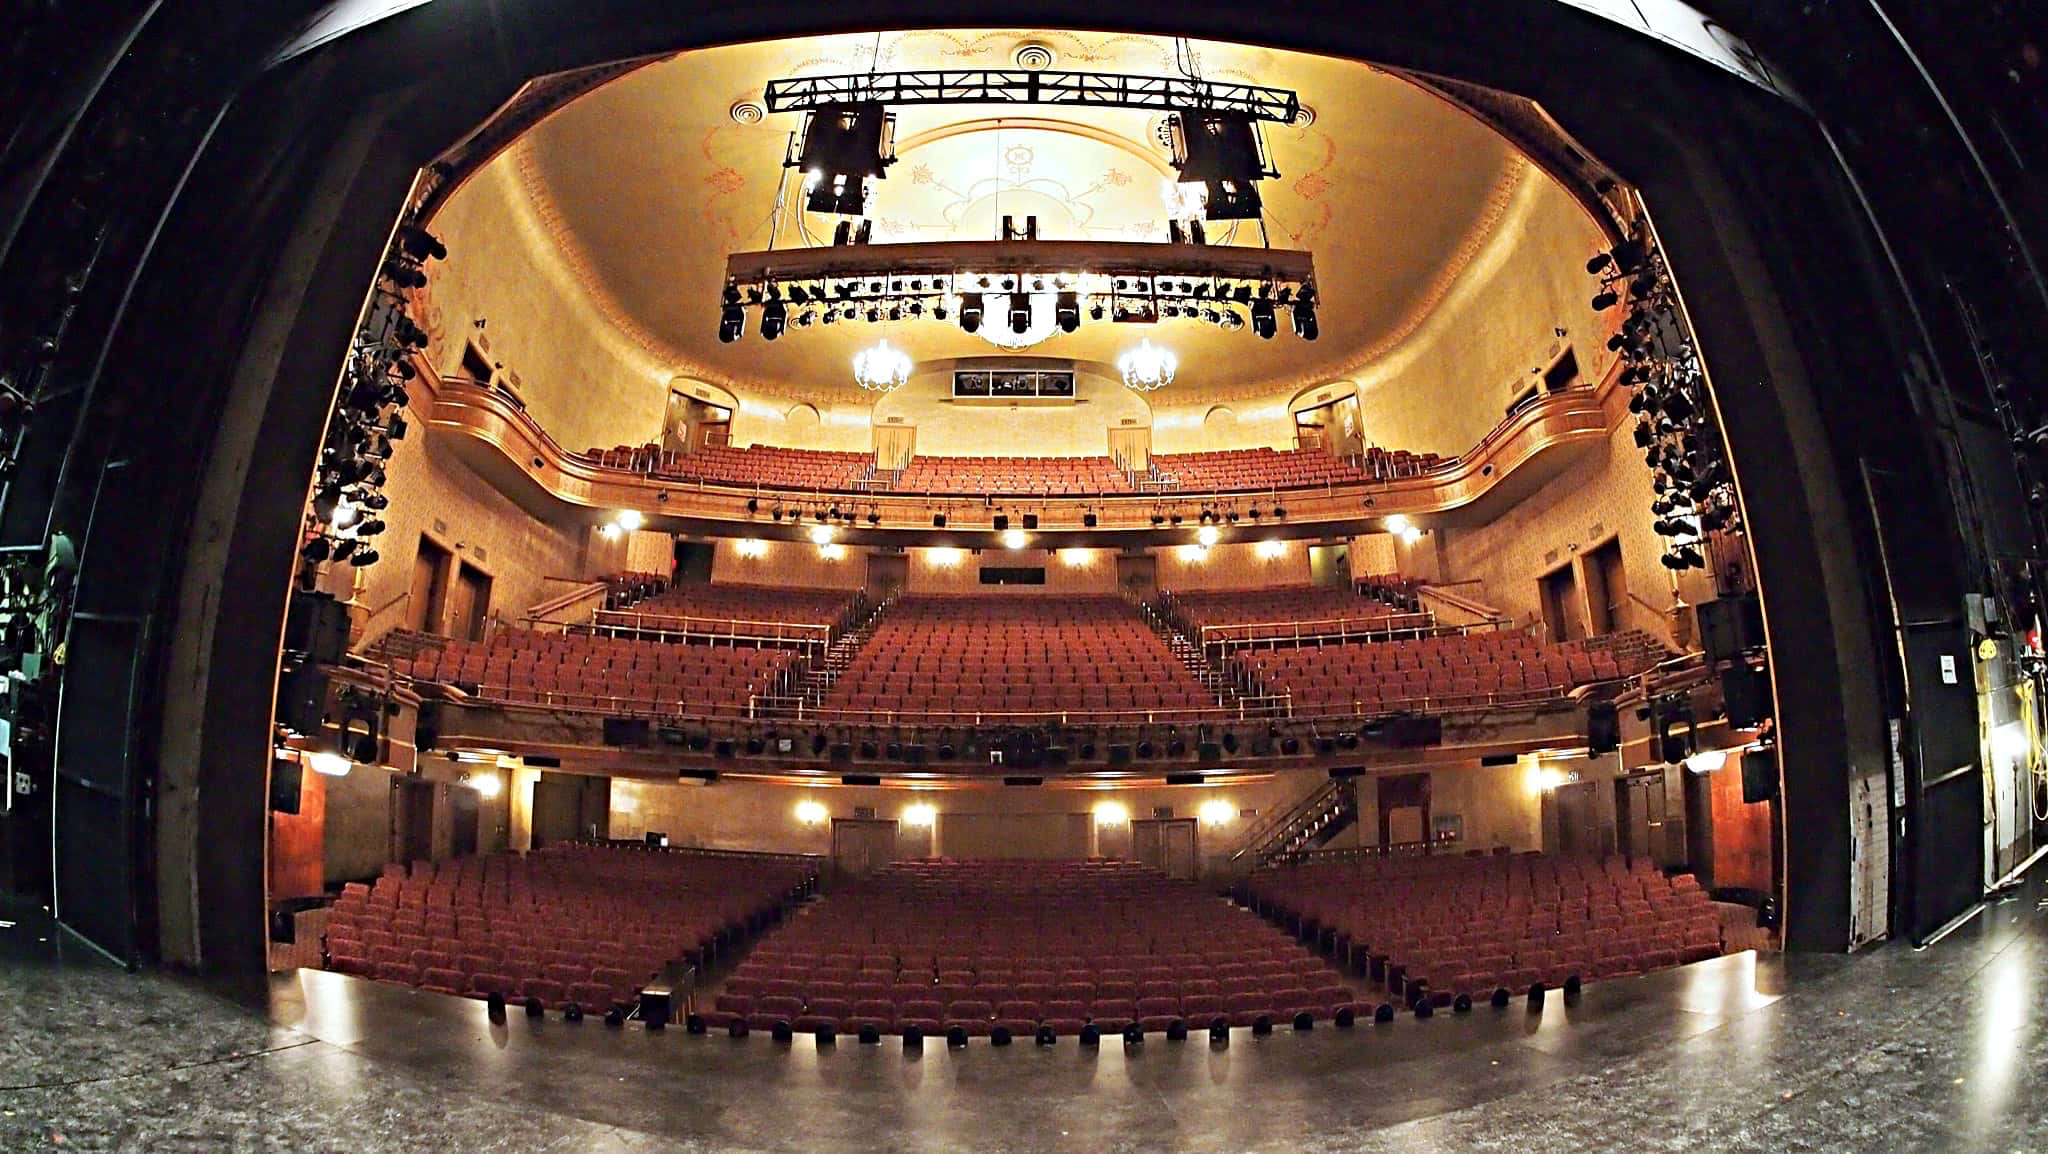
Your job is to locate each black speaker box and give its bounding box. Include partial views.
[1108,743,1131,765]
[1586,701,1620,755]
[1741,747,1780,803]
[1327,766,1363,780]
[1698,594,1765,662]
[1387,715,1442,747]
[993,514,1009,531]
[275,667,327,737]
[1042,745,1069,767]
[603,717,651,747]
[905,744,927,765]
[1198,741,1222,762]
[1164,771,1204,786]
[1003,776,1043,786]
[1480,753,1518,767]
[1722,665,1774,728]
[841,773,881,786]
[1022,513,1038,529]
[714,739,736,758]
[270,759,304,815]
[1083,513,1098,528]
[829,742,853,763]
[284,590,351,663]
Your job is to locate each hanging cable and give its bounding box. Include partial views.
[2020,674,2048,822]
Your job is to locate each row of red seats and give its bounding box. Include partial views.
[385,628,800,715]
[582,443,869,490]
[1235,632,1640,713]
[895,454,1133,495]
[325,845,815,1011]
[705,860,1354,1035]
[1163,584,1413,637]
[1245,852,1728,1002]
[621,582,857,628]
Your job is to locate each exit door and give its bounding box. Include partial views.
[1617,771,1684,866]
[831,819,898,880]
[1540,563,1581,643]
[392,779,435,865]
[1584,539,1627,635]
[1131,818,1198,879]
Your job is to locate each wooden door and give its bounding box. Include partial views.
[449,786,479,858]
[408,536,451,633]
[392,779,435,865]
[831,819,898,880]
[1131,819,1166,871]
[1163,820,1198,880]
[454,563,491,641]
[530,776,583,849]
[1544,780,1602,855]
[1541,564,1580,643]
[1585,539,1625,635]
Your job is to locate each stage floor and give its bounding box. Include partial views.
[3,876,2045,1153]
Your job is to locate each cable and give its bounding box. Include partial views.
[2020,674,2048,823]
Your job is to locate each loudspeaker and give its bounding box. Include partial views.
[841,773,881,786]
[1083,513,1098,528]
[993,515,1010,531]
[269,759,304,815]
[1387,715,1442,747]
[933,514,947,528]
[1198,741,1221,762]
[1480,753,1518,767]
[714,739,736,758]
[1586,701,1620,755]
[602,717,651,747]
[829,741,853,763]
[284,590,351,663]
[1022,513,1038,530]
[1328,766,1363,780]
[1741,747,1779,803]
[275,666,327,737]
[1164,771,1204,786]
[1108,743,1131,765]
[1721,665,1774,728]
[1698,593,1764,662]
[1002,775,1043,786]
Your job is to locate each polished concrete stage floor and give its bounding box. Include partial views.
[3,876,2046,1153]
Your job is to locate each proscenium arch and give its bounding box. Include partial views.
[123,1,1949,970]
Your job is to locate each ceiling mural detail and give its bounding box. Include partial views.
[448,29,1604,409]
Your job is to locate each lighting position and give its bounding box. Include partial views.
[902,802,937,828]
[1092,800,1130,826]
[1118,339,1178,391]
[1002,528,1029,550]
[1198,798,1236,827]
[795,799,829,826]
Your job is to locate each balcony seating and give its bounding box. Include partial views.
[603,570,669,609]
[706,860,1356,1035]
[1165,585,1414,641]
[618,582,857,630]
[896,454,1133,496]
[323,844,816,1011]
[386,627,800,716]
[820,596,1212,719]
[1232,631,1655,714]
[582,443,869,491]
[1148,446,1447,492]
[1245,852,1727,1000]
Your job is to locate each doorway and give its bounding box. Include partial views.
[1377,772,1431,847]
[1308,544,1352,589]
[392,779,435,865]
[408,536,453,633]
[1542,780,1603,855]
[1584,538,1627,635]
[673,540,714,585]
[449,786,479,858]
[531,772,608,848]
[447,561,491,641]
[831,819,899,881]
[1540,562,1581,643]
[1616,770,1681,866]
[1131,818,1198,879]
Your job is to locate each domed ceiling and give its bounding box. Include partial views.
[480,29,1553,405]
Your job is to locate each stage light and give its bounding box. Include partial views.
[598,523,621,541]
[760,294,787,340]
[795,799,829,825]
[1291,297,1317,340]
[1093,800,1129,826]
[464,772,502,799]
[1055,290,1080,333]
[902,802,936,827]
[819,543,845,560]
[927,547,963,566]
[304,749,353,777]
[809,524,835,546]
[1002,528,1028,550]
[959,292,983,333]
[1196,525,1220,547]
[615,510,643,532]
[1384,514,1411,535]
[736,539,768,558]
[1255,539,1287,559]
[1591,290,1619,311]
[1198,798,1235,827]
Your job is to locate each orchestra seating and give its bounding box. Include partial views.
[820,595,1213,719]
[896,454,1133,495]
[323,844,817,1011]
[617,582,859,631]
[583,443,869,490]
[1244,852,1727,1001]
[386,627,801,715]
[1163,585,1413,641]
[1232,631,1657,713]
[707,860,1358,1035]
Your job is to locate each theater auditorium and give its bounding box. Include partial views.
[1,5,2045,1152]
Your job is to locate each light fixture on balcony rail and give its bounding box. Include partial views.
[1196,524,1221,548]
[1002,528,1029,550]
[1118,339,1178,391]
[852,338,913,391]
[809,523,835,546]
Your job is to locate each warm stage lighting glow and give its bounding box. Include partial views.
[735,538,769,558]
[304,750,354,777]
[1178,543,1209,561]
[902,802,937,828]
[819,543,846,559]
[615,510,644,532]
[1198,798,1236,826]
[1002,528,1029,550]
[927,547,964,566]
[1384,514,1411,535]
[795,799,829,825]
[1255,539,1288,559]
[1196,525,1221,547]
[809,523,835,545]
[1060,548,1094,567]
[1093,800,1130,826]
[1525,765,1572,794]
[598,523,622,541]
[465,772,502,799]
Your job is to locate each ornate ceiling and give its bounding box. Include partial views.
[455,29,1580,407]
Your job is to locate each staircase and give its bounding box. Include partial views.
[794,600,891,705]
[362,627,448,666]
[1136,600,1243,707]
[1575,628,1675,674]
[1229,777,1360,869]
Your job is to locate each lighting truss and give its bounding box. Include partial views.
[764,70,1301,124]
[720,240,1316,344]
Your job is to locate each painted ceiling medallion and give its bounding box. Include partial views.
[729,100,766,125]
[1012,41,1056,71]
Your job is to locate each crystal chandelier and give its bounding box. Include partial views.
[1118,339,1178,391]
[852,339,913,391]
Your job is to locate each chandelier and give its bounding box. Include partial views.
[852,339,913,391]
[1118,339,1178,391]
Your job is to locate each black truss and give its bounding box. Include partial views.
[763,70,1301,124]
